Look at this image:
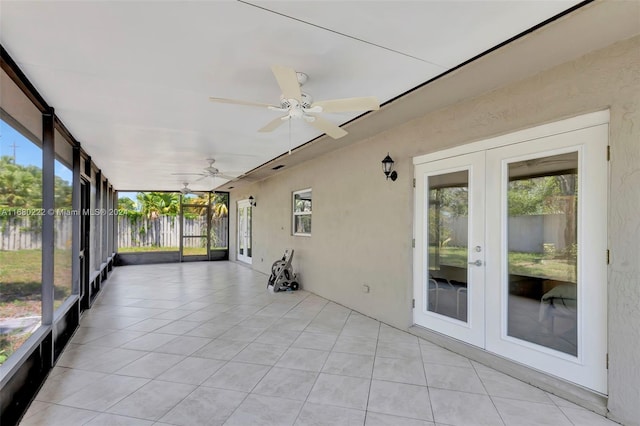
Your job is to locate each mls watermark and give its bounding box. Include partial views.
[0,208,129,217]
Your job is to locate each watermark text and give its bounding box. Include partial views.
[0,208,130,217]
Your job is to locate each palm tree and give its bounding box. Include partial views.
[211,193,229,248]
[212,193,229,218]
[136,192,179,246]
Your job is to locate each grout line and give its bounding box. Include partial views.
[471,361,507,426]
[43,262,610,425]
[362,314,381,425]
[417,340,436,424]
[218,290,319,424]
[290,305,356,424]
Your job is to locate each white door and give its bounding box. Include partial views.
[237,199,252,264]
[484,124,608,393]
[414,152,486,347]
[414,113,608,393]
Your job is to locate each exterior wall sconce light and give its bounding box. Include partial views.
[382,153,398,181]
[249,196,257,207]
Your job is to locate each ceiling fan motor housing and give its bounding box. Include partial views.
[280,92,313,110]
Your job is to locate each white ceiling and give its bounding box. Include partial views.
[0,0,581,191]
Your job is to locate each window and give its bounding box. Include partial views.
[116,192,181,252]
[54,157,73,311]
[0,115,43,365]
[211,192,229,251]
[293,188,312,236]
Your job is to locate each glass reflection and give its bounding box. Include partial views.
[0,120,43,364]
[427,170,469,322]
[54,158,73,310]
[506,152,578,356]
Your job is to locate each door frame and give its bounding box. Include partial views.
[413,152,486,348]
[413,110,609,393]
[180,193,211,261]
[237,199,252,264]
[484,124,609,393]
[79,177,91,310]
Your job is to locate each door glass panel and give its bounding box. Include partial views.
[427,170,469,322]
[238,207,245,255]
[246,206,252,257]
[507,152,578,356]
[182,204,208,257]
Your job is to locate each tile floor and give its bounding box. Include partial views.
[20,262,618,426]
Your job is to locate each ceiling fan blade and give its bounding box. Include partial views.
[216,173,238,180]
[209,97,277,108]
[171,172,206,176]
[271,65,302,101]
[307,115,348,139]
[258,116,287,133]
[311,96,380,113]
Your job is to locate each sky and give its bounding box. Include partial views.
[1,118,197,207]
[0,118,73,184]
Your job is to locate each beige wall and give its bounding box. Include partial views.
[230,35,640,424]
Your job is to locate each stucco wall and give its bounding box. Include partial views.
[230,35,640,424]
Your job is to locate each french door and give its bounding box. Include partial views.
[237,199,252,264]
[414,113,608,392]
[413,152,486,347]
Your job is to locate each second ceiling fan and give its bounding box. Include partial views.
[209,65,380,139]
[172,158,239,184]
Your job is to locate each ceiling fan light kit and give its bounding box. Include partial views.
[209,65,380,139]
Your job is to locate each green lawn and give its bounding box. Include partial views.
[1,249,72,364]
[430,246,576,282]
[0,249,72,303]
[117,246,181,253]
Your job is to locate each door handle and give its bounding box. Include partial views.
[468,260,483,266]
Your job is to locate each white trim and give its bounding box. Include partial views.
[484,124,608,393]
[413,110,610,165]
[413,152,486,348]
[237,199,252,264]
[292,188,312,237]
[413,110,609,393]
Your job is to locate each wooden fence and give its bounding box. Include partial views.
[0,215,228,251]
[1,216,73,250]
[117,216,228,249]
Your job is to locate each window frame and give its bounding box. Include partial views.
[292,188,312,236]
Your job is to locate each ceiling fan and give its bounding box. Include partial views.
[209,65,380,139]
[179,182,193,194]
[172,158,239,183]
